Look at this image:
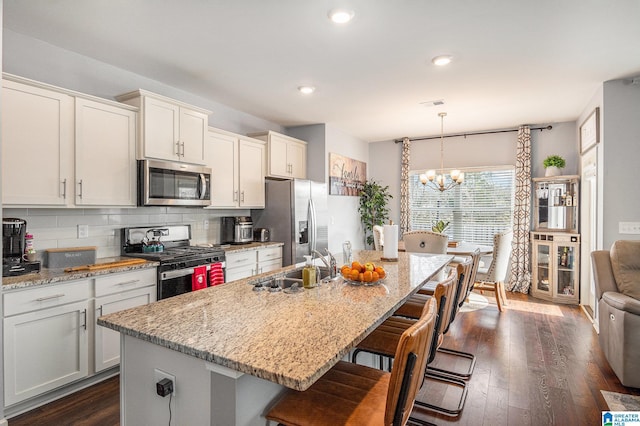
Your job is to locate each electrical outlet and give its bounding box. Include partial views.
[204,219,209,230]
[77,224,89,239]
[619,222,640,234]
[154,368,176,396]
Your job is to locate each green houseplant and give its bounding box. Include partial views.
[543,155,566,177]
[432,220,450,234]
[358,180,392,249]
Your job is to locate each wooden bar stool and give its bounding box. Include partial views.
[265,297,438,426]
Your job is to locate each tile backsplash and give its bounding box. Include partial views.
[3,207,250,259]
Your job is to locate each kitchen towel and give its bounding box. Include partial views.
[383,225,398,259]
[209,263,225,286]
[192,265,208,291]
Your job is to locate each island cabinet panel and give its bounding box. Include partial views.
[206,128,265,209]
[3,281,91,406]
[1,78,74,206]
[2,74,139,208]
[116,89,211,165]
[249,131,307,179]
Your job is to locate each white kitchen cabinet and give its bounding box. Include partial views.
[116,90,211,165]
[207,128,265,208]
[531,232,580,305]
[75,98,137,206]
[256,246,283,275]
[3,280,90,406]
[2,74,139,208]
[249,131,307,179]
[1,78,74,206]
[94,269,156,372]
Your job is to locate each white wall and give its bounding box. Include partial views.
[602,79,640,247]
[1,0,6,422]
[369,121,578,226]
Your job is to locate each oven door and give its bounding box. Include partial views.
[157,262,226,300]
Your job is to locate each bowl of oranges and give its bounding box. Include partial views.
[341,261,386,286]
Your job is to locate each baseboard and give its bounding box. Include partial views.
[0,417,8,426]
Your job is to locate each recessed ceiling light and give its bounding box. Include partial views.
[432,55,453,66]
[298,86,316,95]
[328,9,354,24]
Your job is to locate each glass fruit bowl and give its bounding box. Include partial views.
[343,277,385,287]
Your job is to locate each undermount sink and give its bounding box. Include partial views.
[283,266,332,281]
[252,267,334,292]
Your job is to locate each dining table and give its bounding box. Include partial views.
[398,240,493,256]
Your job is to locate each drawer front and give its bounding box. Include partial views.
[258,246,282,262]
[95,268,157,297]
[4,280,91,317]
[225,250,257,269]
[225,266,254,283]
[257,258,282,275]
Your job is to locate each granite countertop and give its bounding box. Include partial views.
[2,256,159,291]
[222,241,284,253]
[98,250,452,391]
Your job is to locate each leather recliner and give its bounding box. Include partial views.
[591,240,640,388]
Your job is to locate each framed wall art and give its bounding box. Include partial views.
[580,107,600,154]
[329,153,366,196]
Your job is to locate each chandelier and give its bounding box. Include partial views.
[419,112,464,192]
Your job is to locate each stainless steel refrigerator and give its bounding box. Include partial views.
[252,179,328,266]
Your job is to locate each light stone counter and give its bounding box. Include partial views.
[222,241,284,253]
[98,250,452,392]
[2,256,159,291]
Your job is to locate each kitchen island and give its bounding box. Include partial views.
[98,250,452,425]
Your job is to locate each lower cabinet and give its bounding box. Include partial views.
[2,268,156,408]
[3,281,90,406]
[225,246,283,282]
[531,231,580,304]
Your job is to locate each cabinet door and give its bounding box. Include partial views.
[4,300,89,406]
[287,141,307,179]
[95,286,155,372]
[207,131,239,208]
[179,108,207,165]
[268,134,290,178]
[555,243,579,301]
[2,80,74,206]
[239,138,265,208]
[75,98,137,206]
[142,96,180,161]
[532,241,552,298]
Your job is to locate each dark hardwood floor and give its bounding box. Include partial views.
[9,292,639,426]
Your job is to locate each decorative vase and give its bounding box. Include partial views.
[545,166,561,177]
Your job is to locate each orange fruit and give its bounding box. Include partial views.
[375,267,386,278]
[372,271,380,281]
[341,266,352,277]
[363,270,373,282]
[359,272,364,282]
[350,269,360,281]
[352,261,362,272]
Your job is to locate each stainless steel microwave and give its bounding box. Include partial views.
[138,159,211,206]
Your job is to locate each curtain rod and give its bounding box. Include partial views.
[393,125,553,143]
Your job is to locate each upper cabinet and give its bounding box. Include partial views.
[249,131,307,179]
[116,90,210,165]
[206,128,265,208]
[1,74,137,207]
[533,175,579,233]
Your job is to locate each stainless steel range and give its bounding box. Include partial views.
[121,225,226,300]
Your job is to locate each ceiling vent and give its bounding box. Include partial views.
[420,99,445,107]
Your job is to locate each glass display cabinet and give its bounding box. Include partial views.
[531,175,580,305]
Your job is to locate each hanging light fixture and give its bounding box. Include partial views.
[419,112,464,192]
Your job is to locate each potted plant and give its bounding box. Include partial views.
[358,180,392,249]
[543,155,566,177]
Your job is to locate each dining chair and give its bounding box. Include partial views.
[373,225,384,251]
[474,230,513,312]
[352,268,469,417]
[266,297,437,426]
[402,230,448,254]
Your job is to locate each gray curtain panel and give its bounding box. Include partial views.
[508,126,532,293]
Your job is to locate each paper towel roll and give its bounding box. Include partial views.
[383,225,398,259]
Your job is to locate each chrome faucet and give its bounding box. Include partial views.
[311,250,330,268]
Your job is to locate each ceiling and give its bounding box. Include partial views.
[4,1,640,142]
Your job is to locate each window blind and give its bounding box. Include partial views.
[409,167,515,246]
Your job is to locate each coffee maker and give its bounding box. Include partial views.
[3,218,41,276]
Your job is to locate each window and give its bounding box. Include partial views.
[409,166,515,246]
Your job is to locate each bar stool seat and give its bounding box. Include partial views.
[266,298,437,426]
